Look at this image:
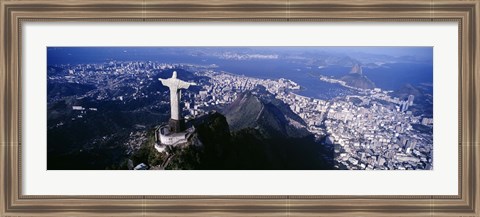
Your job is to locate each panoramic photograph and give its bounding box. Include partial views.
[47,47,433,170]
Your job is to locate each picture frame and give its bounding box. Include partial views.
[1,0,478,216]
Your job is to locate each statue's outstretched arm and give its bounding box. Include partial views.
[159,78,174,87]
[177,80,195,89]
[158,78,166,85]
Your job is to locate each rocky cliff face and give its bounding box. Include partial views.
[138,88,334,170]
[350,63,363,74]
[340,64,375,89]
[223,87,310,139]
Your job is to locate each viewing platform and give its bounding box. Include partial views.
[154,124,195,153]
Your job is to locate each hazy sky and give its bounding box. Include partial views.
[47,46,433,65]
[316,47,432,58]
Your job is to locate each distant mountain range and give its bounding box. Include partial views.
[48,47,432,67]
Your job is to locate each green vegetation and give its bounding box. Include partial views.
[130,128,166,168]
[128,110,333,170]
[165,145,202,170]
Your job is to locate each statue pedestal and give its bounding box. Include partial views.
[168,119,185,133]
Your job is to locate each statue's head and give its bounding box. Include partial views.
[172,71,177,79]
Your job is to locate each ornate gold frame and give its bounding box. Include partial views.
[1,0,479,216]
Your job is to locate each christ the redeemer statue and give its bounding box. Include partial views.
[159,71,195,133]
